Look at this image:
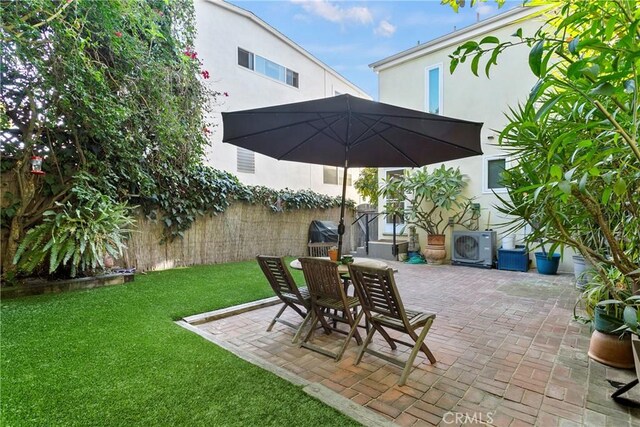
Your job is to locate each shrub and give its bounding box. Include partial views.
[13,186,135,278]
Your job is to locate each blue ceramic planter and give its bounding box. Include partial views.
[535,252,561,275]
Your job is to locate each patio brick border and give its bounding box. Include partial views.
[183,296,281,325]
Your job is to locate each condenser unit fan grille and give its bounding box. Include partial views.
[454,235,479,260]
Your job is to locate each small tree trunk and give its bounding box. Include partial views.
[2,169,36,278]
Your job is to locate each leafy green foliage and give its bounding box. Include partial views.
[141,166,248,242]
[1,0,356,276]
[379,165,479,235]
[576,265,633,323]
[441,0,506,14]
[247,186,352,212]
[354,167,379,205]
[449,1,640,292]
[141,164,351,242]
[0,0,215,275]
[12,185,135,277]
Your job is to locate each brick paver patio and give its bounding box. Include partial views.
[187,262,640,426]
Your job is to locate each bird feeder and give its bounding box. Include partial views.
[30,155,45,175]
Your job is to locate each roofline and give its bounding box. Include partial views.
[206,0,371,98]
[370,5,548,72]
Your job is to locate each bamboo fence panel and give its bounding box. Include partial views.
[125,203,354,272]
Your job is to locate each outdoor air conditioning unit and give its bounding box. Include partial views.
[451,231,497,268]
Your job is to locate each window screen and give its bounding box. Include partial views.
[487,158,506,189]
[323,166,351,185]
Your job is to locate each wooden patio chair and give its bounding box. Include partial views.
[307,242,335,257]
[256,255,311,343]
[348,264,437,386]
[298,257,363,361]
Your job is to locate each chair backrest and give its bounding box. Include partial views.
[256,255,303,300]
[307,242,334,257]
[298,257,345,302]
[348,264,409,326]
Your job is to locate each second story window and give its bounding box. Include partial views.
[238,47,299,88]
[238,48,253,69]
[425,64,443,115]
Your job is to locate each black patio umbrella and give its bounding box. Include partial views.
[222,94,483,258]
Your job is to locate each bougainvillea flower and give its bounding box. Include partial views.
[201,70,210,79]
[183,49,197,60]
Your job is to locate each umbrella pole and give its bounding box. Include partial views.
[337,161,349,260]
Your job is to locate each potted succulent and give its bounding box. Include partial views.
[379,165,479,264]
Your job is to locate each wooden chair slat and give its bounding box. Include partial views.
[298,257,363,361]
[257,255,312,343]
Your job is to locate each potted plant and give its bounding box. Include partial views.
[379,165,479,264]
[524,223,562,275]
[576,266,635,369]
[597,268,640,401]
[573,253,595,290]
[534,246,561,275]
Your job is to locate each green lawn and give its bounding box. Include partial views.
[1,261,359,426]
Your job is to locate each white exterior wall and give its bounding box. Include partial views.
[194,0,370,201]
[374,9,575,272]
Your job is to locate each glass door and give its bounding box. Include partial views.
[383,169,406,234]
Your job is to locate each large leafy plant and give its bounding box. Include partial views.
[1,0,213,277]
[13,184,135,278]
[448,0,640,292]
[380,165,479,235]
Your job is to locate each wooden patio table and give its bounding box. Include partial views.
[290,257,394,294]
[289,257,391,275]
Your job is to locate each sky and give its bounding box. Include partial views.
[227,0,521,99]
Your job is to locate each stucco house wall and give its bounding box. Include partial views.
[194,0,371,200]
[372,7,575,272]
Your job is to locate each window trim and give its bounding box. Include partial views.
[323,166,352,186]
[381,168,408,235]
[425,63,443,115]
[237,47,299,88]
[482,154,509,194]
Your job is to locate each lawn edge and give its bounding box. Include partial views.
[182,297,280,325]
[175,320,395,427]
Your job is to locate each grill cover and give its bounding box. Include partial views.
[308,220,338,243]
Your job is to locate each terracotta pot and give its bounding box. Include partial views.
[588,330,634,369]
[423,234,446,265]
[427,234,445,246]
[103,255,115,269]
